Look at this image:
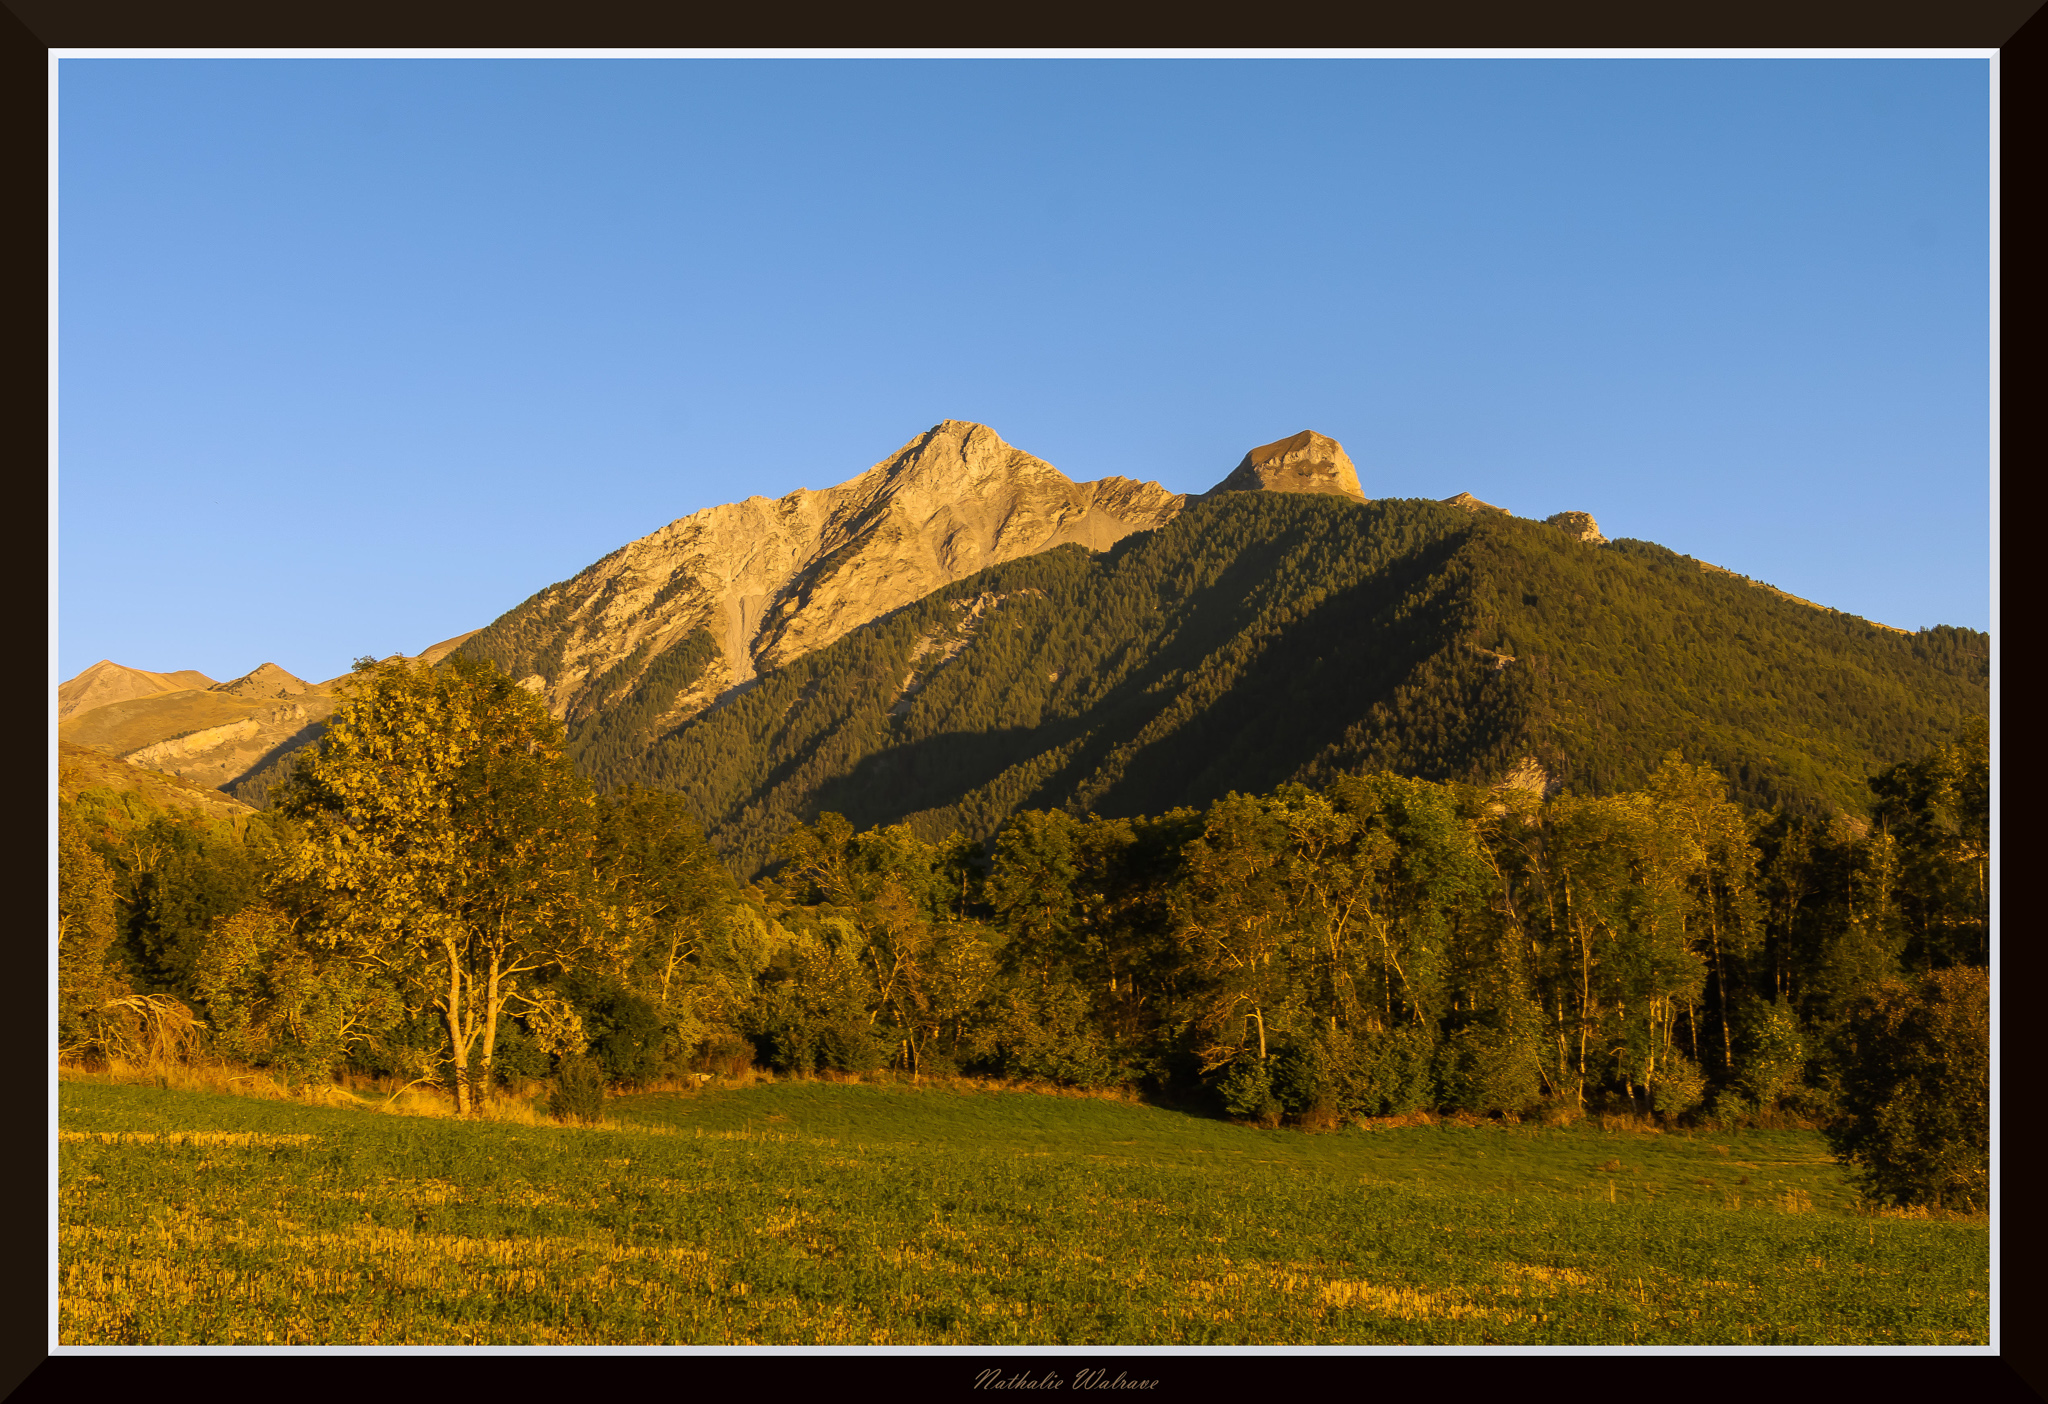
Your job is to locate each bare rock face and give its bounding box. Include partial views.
[57,661,218,721]
[1206,430,1366,502]
[479,421,1187,725]
[1442,491,1507,515]
[1544,511,1606,544]
[210,661,314,699]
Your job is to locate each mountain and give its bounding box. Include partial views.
[81,420,1979,871]
[553,487,1985,875]
[457,421,1184,736]
[59,663,337,799]
[57,662,217,721]
[56,634,484,807]
[210,661,319,700]
[1205,430,1366,501]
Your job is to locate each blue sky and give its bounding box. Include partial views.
[57,56,1993,685]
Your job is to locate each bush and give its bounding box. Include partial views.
[694,1031,755,1079]
[489,1020,552,1086]
[586,989,668,1087]
[1825,968,1988,1211]
[970,978,1133,1090]
[1218,1055,1281,1125]
[1732,1000,1806,1111]
[1433,1011,1542,1117]
[548,1054,607,1124]
[743,944,890,1077]
[1645,1053,1706,1118]
[1354,1026,1436,1117]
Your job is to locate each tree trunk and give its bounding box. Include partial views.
[477,950,504,1115]
[441,939,475,1117]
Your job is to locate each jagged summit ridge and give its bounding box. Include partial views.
[470,421,1187,726]
[1207,430,1367,502]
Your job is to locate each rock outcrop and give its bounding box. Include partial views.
[1442,491,1507,515]
[466,420,1187,726]
[57,661,217,721]
[1205,430,1366,502]
[1544,511,1606,544]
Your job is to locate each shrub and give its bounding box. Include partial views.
[1355,1026,1436,1117]
[694,1031,755,1079]
[548,1054,607,1125]
[743,943,890,1077]
[1269,1034,1346,1119]
[1704,1090,1752,1128]
[1732,1000,1807,1111]
[489,1020,552,1086]
[586,989,668,1087]
[1825,968,1988,1211]
[1433,1010,1542,1117]
[970,978,1132,1090]
[1645,1053,1706,1118]
[1218,1055,1281,1125]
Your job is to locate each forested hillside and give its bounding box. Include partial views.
[59,649,1989,1208]
[562,493,1984,875]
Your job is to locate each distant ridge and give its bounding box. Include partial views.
[210,662,315,699]
[56,630,485,806]
[57,661,217,721]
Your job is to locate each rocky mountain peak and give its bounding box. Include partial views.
[1207,430,1367,502]
[209,662,314,699]
[466,421,1187,727]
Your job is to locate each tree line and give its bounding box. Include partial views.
[58,654,1988,1208]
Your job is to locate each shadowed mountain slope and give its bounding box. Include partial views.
[569,492,1983,875]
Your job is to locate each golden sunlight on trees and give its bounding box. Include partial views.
[279,656,623,1114]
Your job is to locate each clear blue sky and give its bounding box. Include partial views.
[56,56,1993,686]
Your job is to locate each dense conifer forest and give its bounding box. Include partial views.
[535,495,1984,876]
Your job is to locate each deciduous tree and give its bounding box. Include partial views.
[279,655,619,1113]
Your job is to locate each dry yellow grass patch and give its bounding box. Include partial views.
[1313,1278,1488,1321]
[59,1130,315,1148]
[1495,1261,1595,1287]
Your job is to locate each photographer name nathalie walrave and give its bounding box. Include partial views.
[975,1370,1159,1391]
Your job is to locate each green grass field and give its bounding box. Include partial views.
[58,1076,1989,1346]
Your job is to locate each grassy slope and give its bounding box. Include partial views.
[60,1078,1987,1346]
[59,689,281,756]
[58,741,256,820]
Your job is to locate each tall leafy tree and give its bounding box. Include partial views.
[278,655,618,1113]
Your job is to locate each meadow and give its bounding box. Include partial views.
[58,1073,1989,1346]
